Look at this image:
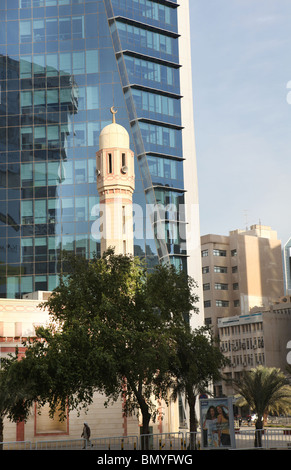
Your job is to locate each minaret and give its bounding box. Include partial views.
[96,107,135,255]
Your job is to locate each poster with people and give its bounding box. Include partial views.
[200,397,235,449]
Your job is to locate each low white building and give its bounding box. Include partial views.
[216,297,291,396]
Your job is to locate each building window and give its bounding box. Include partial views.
[122,206,126,235]
[213,249,226,257]
[131,88,178,119]
[258,337,264,348]
[116,21,174,57]
[233,283,239,290]
[234,300,240,307]
[203,283,210,291]
[202,266,209,274]
[35,402,68,435]
[232,266,238,273]
[138,121,180,153]
[201,249,208,257]
[215,283,228,290]
[214,266,227,273]
[123,54,178,89]
[147,155,182,184]
[204,300,211,308]
[231,249,237,256]
[216,300,229,307]
[108,153,112,174]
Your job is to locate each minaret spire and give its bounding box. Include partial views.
[110,106,118,124]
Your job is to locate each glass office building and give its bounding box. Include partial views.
[0,0,203,303]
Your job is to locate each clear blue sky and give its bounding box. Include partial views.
[189,1,291,245]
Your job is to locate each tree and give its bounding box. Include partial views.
[169,325,228,448]
[0,350,34,448]
[0,354,17,447]
[13,250,199,449]
[232,366,291,447]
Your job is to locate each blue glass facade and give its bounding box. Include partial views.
[0,0,187,299]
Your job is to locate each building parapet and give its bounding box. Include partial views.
[218,313,263,328]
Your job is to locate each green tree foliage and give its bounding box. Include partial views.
[0,350,37,447]
[0,354,18,447]
[1,250,233,449]
[7,250,199,447]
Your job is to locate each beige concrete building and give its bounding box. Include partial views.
[201,225,290,397]
[283,237,291,295]
[217,298,291,397]
[201,225,285,337]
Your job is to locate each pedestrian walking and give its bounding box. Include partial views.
[81,422,92,449]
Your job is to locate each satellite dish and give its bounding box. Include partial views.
[121,165,128,174]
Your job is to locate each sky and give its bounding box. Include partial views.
[189,0,291,246]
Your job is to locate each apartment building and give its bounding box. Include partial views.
[201,225,284,336]
[217,298,291,396]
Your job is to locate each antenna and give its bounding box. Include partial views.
[243,209,249,231]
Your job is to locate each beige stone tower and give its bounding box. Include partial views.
[96,107,135,255]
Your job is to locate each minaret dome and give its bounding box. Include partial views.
[99,106,130,150]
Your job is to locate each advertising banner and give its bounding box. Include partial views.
[200,397,236,449]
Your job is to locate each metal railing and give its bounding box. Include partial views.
[35,438,85,450]
[1,428,291,450]
[267,416,291,426]
[185,432,202,450]
[0,441,32,450]
[235,428,291,450]
[90,435,139,451]
[139,432,184,451]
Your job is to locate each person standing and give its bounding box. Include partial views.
[216,405,231,447]
[203,406,218,448]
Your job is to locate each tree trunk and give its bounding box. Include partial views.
[188,393,198,450]
[127,378,152,450]
[0,417,4,450]
[255,416,263,448]
[140,408,151,450]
